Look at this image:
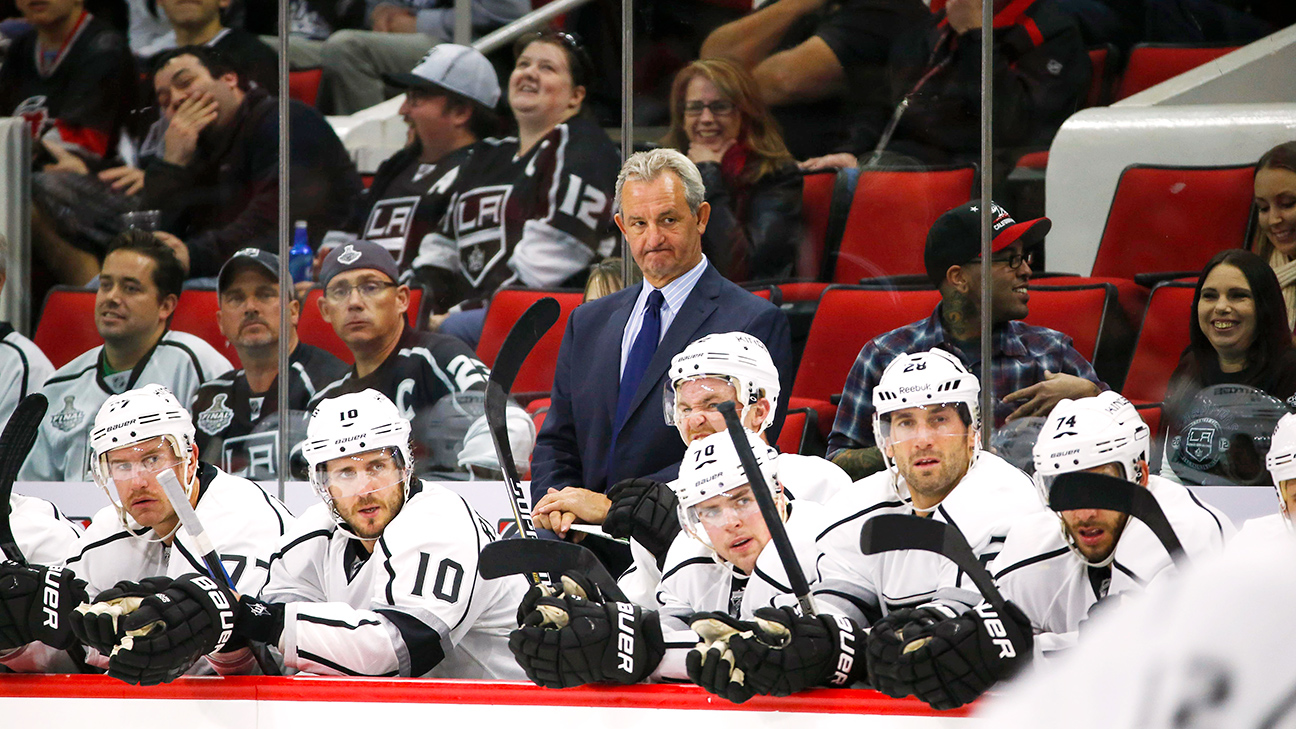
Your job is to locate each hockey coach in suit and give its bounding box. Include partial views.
[529,148,792,540]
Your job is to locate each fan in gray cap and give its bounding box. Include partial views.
[383,44,501,109]
[319,240,401,287]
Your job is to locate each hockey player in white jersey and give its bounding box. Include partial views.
[211,389,528,679]
[0,494,85,672]
[990,392,1231,663]
[1231,412,1296,549]
[509,429,831,698]
[682,348,1043,705]
[1,384,291,678]
[590,332,849,606]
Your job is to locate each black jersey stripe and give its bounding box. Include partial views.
[45,363,98,386]
[297,614,384,630]
[1112,561,1147,587]
[753,565,792,594]
[375,608,447,677]
[0,337,32,399]
[172,538,210,575]
[266,528,333,573]
[993,546,1071,580]
[449,492,483,633]
[660,557,714,582]
[157,338,215,381]
[1183,487,1227,538]
[813,588,882,625]
[297,648,400,677]
[250,486,287,535]
[70,528,145,563]
[816,500,906,541]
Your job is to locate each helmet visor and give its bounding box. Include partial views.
[311,447,409,502]
[663,375,742,427]
[878,403,972,446]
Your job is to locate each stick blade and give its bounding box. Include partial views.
[1047,471,1188,566]
[0,394,49,563]
[478,539,627,602]
[859,513,948,556]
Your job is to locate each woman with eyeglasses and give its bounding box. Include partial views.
[416,31,620,348]
[662,59,802,282]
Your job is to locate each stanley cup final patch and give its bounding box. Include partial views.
[50,396,84,432]
[197,393,235,436]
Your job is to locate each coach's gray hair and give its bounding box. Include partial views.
[614,148,706,216]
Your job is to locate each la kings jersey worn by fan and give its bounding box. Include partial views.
[261,480,528,678]
[991,475,1232,660]
[0,12,137,163]
[414,115,620,303]
[0,323,54,431]
[20,331,232,482]
[814,452,1043,626]
[308,324,488,420]
[618,454,852,608]
[190,343,348,479]
[360,144,474,269]
[651,499,829,681]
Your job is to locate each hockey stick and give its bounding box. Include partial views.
[0,394,48,562]
[859,514,1010,614]
[717,401,818,618]
[485,297,560,584]
[157,469,281,676]
[1045,471,1188,568]
[478,538,629,602]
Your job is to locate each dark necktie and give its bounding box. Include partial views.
[614,289,665,429]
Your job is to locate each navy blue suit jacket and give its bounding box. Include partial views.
[530,261,793,507]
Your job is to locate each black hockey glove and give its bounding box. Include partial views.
[510,589,664,688]
[881,600,1034,710]
[686,612,758,704]
[233,595,286,646]
[70,576,175,656]
[0,561,88,651]
[603,478,681,562]
[865,604,960,699]
[515,570,606,625]
[727,606,868,696]
[105,573,236,686]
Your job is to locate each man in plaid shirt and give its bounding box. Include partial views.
[828,201,1106,480]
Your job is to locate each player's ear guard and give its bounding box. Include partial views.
[0,561,87,651]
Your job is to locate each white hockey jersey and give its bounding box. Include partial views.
[813,451,1043,626]
[651,499,829,681]
[0,324,54,432]
[261,480,528,679]
[617,454,852,608]
[991,475,1232,660]
[20,331,232,482]
[1228,512,1288,554]
[9,493,82,566]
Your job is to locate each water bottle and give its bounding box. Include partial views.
[289,221,313,283]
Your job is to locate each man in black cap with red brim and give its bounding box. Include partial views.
[826,200,1107,480]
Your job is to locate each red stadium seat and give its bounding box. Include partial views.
[171,289,240,368]
[1115,43,1239,101]
[1090,164,1254,280]
[797,169,854,281]
[33,286,100,369]
[297,287,423,365]
[288,68,323,106]
[831,165,975,283]
[788,286,942,436]
[1022,282,1115,362]
[476,289,583,397]
[775,407,820,456]
[1122,281,1195,407]
[1086,45,1114,108]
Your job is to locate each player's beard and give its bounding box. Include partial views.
[340,484,405,540]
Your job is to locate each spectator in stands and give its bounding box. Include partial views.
[1252,141,1296,333]
[529,149,793,555]
[19,231,232,482]
[144,45,361,279]
[189,248,347,479]
[305,0,528,115]
[1162,249,1296,445]
[138,0,279,96]
[801,0,1089,172]
[827,201,1106,480]
[415,31,620,349]
[244,0,365,48]
[351,44,500,273]
[0,234,54,431]
[700,0,930,159]
[0,0,138,285]
[661,59,802,282]
[583,258,624,302]
[125,0,174,53]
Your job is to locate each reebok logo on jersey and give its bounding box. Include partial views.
[830,615,857,685]
[42,567,65,629]
[973,602,1016,659]
[615,602,637,674]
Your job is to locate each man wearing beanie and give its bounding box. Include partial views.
[827,201,1106,480]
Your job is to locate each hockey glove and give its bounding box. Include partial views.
[603,478,681,562]
[686,612,756,704]
[510,592,664,688]
[515,571,605,625]
[728,606,868,696]
[71,576,174,656]
[0,561,88,651]
[233,595,286,646]
[883,600,1034,710]
[865,604,960,698]
[105,573,236,686]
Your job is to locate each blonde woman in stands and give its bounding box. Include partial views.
[583,257,624,302]
[662,59,802,283]
[1252,141,1296,335]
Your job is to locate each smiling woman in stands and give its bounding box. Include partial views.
[662,58,802,283]
[1252,141,1296,332]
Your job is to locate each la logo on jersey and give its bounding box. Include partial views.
[450,184,510,287]
[364,196,420,253]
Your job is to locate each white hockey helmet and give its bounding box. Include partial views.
[671,429,780,549]
[303,390,413,527]
[1266,412,1296,521]
[872,348,981,458]
[664,332,781,434]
